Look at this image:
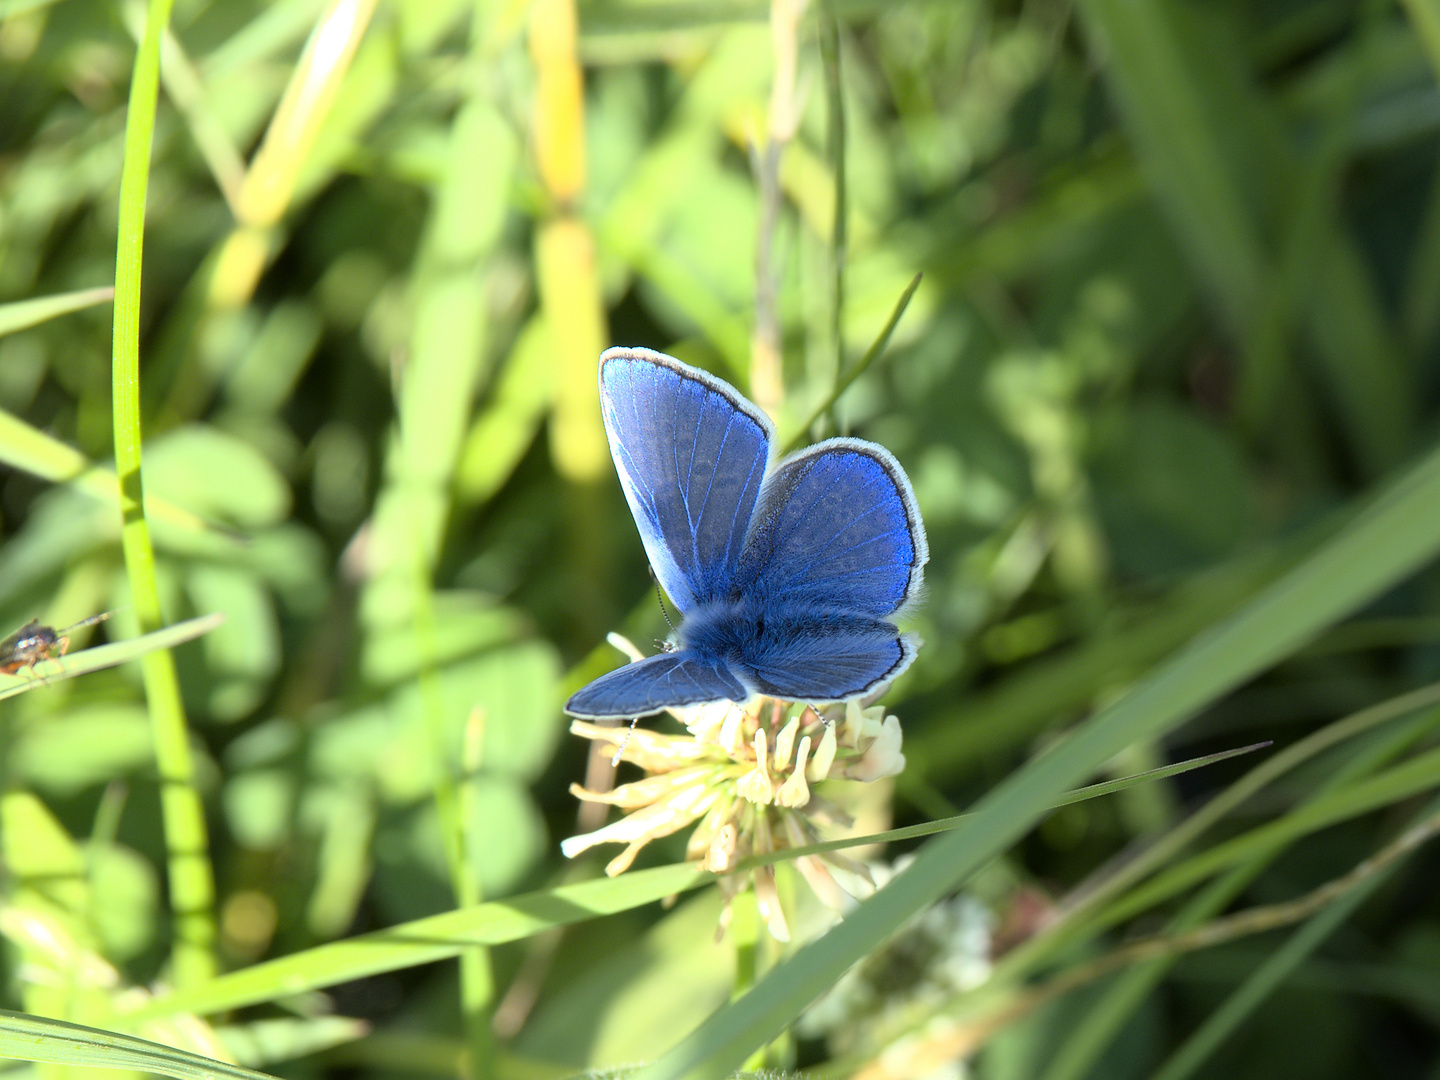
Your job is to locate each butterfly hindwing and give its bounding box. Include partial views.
[740,439,928,618]
[737,622,918,702]
[600,348,773,612]
[564,651,751,720]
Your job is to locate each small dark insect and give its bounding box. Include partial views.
[0,611,114,678]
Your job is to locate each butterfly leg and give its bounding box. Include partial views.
[610,716,640,767]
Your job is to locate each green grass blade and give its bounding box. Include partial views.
[112,740,1252,1021]
[0,287,113,337]
[0,1009,280,1080]
[907,548,1286,778]
[112,0,217,987]
[123,862,713,1020]
[631,435,1440,1080]
[1033,702,1440,1080]
[744,741,1274,865]
[997,680,1440,987]
[1090,740,1440,933]
[1146,796,1440,1080]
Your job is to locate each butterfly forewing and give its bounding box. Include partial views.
[740,440,928,618]
[599,348,772,612]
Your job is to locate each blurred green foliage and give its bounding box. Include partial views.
[2,0,1440,1078]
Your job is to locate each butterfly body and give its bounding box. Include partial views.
[566,348,927,721]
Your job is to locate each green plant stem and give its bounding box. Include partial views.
[112,0,217,987]
[818,0,845,376]
[457,706,495,1080]
[782,272,920,453]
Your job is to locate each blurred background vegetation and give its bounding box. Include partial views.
[2,0,1440,1078]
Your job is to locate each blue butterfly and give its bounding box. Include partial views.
[565,347,928,720]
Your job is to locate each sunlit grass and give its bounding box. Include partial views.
[0,1,1438,1078]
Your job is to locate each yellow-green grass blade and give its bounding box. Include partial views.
[0,409,219,536]
[0,1009,280,1080]
[0,287,113,337]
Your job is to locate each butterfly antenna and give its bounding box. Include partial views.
[611,716,639,767]
[648,565,677,636]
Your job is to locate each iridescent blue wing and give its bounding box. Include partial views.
[600,348,773,612]
[565,651,751,720]
[737,625,918,702]
[739,438,928,617]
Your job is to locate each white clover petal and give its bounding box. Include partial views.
[719,705,746,756]
[793,854,857,913]
[604,842,648,876]
[605,632,646,663]
[754,865,790,943]
[567,767,712,809]
[848,714,906,781]
[704,822,739,873]
[560,783,717,863]
[737,729,774,804]
[677,699,741,742]
[775,718,799,768]
[808,723,838,781]
[568,720,712,771]
[843,700,887,746]
[777,734,812,807]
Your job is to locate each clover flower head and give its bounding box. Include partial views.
[563,635,910,941]
[797,859,996,1069]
